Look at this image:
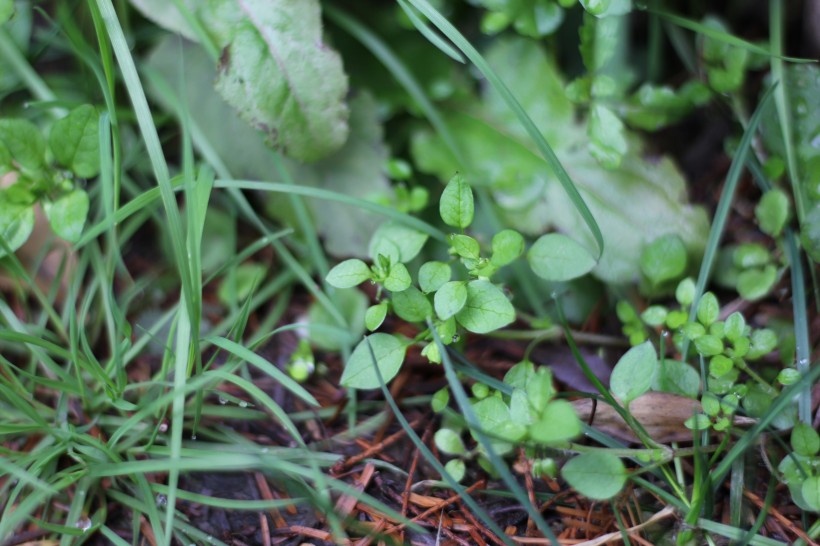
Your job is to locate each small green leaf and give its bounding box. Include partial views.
[696,292,720,326]
[369,221,429,263]
[737,265,777,301]
[449,233,480,260]
[755,189,790,237]
[421,341,441,364]
[640,305,668,327]
[640,233,687,285]
[418,261,451,293]
[748,328,778,359]
[529,399,581,444]
[588,104,627,169]
[503,360,535,390]
[443,459,466,482]
[455,280,515,334]
[0,118,45,171]
[383,262,412,292]
[561,451,626,500]
[439,173,474,229]
[610,341,658,404]
[490,229,525,266]
[802,477,820,512]
[434,281,468,320]
[0,194,35,258]
[709,355,734,378]
[42,189,89,244]
[723,312,746,342]
[432,387,449,412]
[525,367,555,414]
[527,233,596,281]
[392,286,432,323]
[792,423,820,456]
[0,0,13,25]
[684,413,711,431]
[49,104,100,178]
[675,278,696,306]
[694,334,724,357]
[434,428,466,456]
[341,334,407,389]
[326,259,371,288]
[365,302,388,331]
[734,243,771,269]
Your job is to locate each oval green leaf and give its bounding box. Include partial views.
[439,173,474,229]
[610,341,658,404]
[528,233,596,281]
[561,451,627,500]
[341,334,407,390]
[455,280,515,334]
[434,281,468,320]
[326,258,371,288]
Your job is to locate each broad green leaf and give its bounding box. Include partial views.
[392,286,433,323]
[383,262,412,292]
[434,281,468,320]
[208,0,348,161]
[434,428,466,456]
[0,194,34,258]
[588,104,626,169]
[527,233,596,281]
[439,173,474,229]
[455,280,515,334]
[651,360,700,398]
[0,118,45,171]
[326,259,371,288]
[341,333,407,389]
[418,261,451,293]
[528,399,581,444]
[147,41,387,258]
[490,229,525,266]
[640,233,687,286]
[365,303,388,332]
[792,423,820,457]
[448,233,480,260]
[610,341,658,404]
[755,189,790,237]
[737,265,778,301]
[49,104,100,178]
[802,477,820,512]
[42,190,89,243]
[561,451,627,500]
[369,221,428,263]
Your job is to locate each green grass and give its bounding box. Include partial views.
[0,1,817,545]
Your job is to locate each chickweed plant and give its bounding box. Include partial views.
[0,0,818,545]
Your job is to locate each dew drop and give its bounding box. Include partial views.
[661,330,670,337]
[218,396,228,405]
[158,422,168,433]
[190,434,197,440]
[75,517,92,532]
[156,494,167,507]
[238,401,248,408]
[260,447,269,454]
[811,133,820,150]
[451,334,460,343]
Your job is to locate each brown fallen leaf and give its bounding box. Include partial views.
[572,391,757,444]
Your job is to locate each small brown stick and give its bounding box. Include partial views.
[334,463,376,520]
[384,480,485,534]
[399,425,430,544]
[743,489,819,545]
[332,418,421,475]
[458,501,505,546]
[254,472,288,528]
[259,511,271,546]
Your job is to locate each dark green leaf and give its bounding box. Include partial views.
[392,286,433,322]
[0,118,45,171]
[49,104,100,178]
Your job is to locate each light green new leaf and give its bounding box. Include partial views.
[455,280,515,334]
[0,194,34,258]
[42,190,89,243]
[0,118,45,171]
[369,221,428,263]
[610,341,658,404]
[341,333,407,389]
[755,189,789,237]
[439,173,474,229]
[418,260,451,293]
[434,281,468,320]
[392,286,432,322]
[365,302,388,331]
[208,0,348,162]
[529,400,581,444]
[49,104,100,178]
[383,262,412,292]
[640,233,687,285]
[528,233,596,281]
[434,428,466,456]
[326,259,371,288]
[561,451,627,500]
[449,234,480,260]
[490,229,525,266]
